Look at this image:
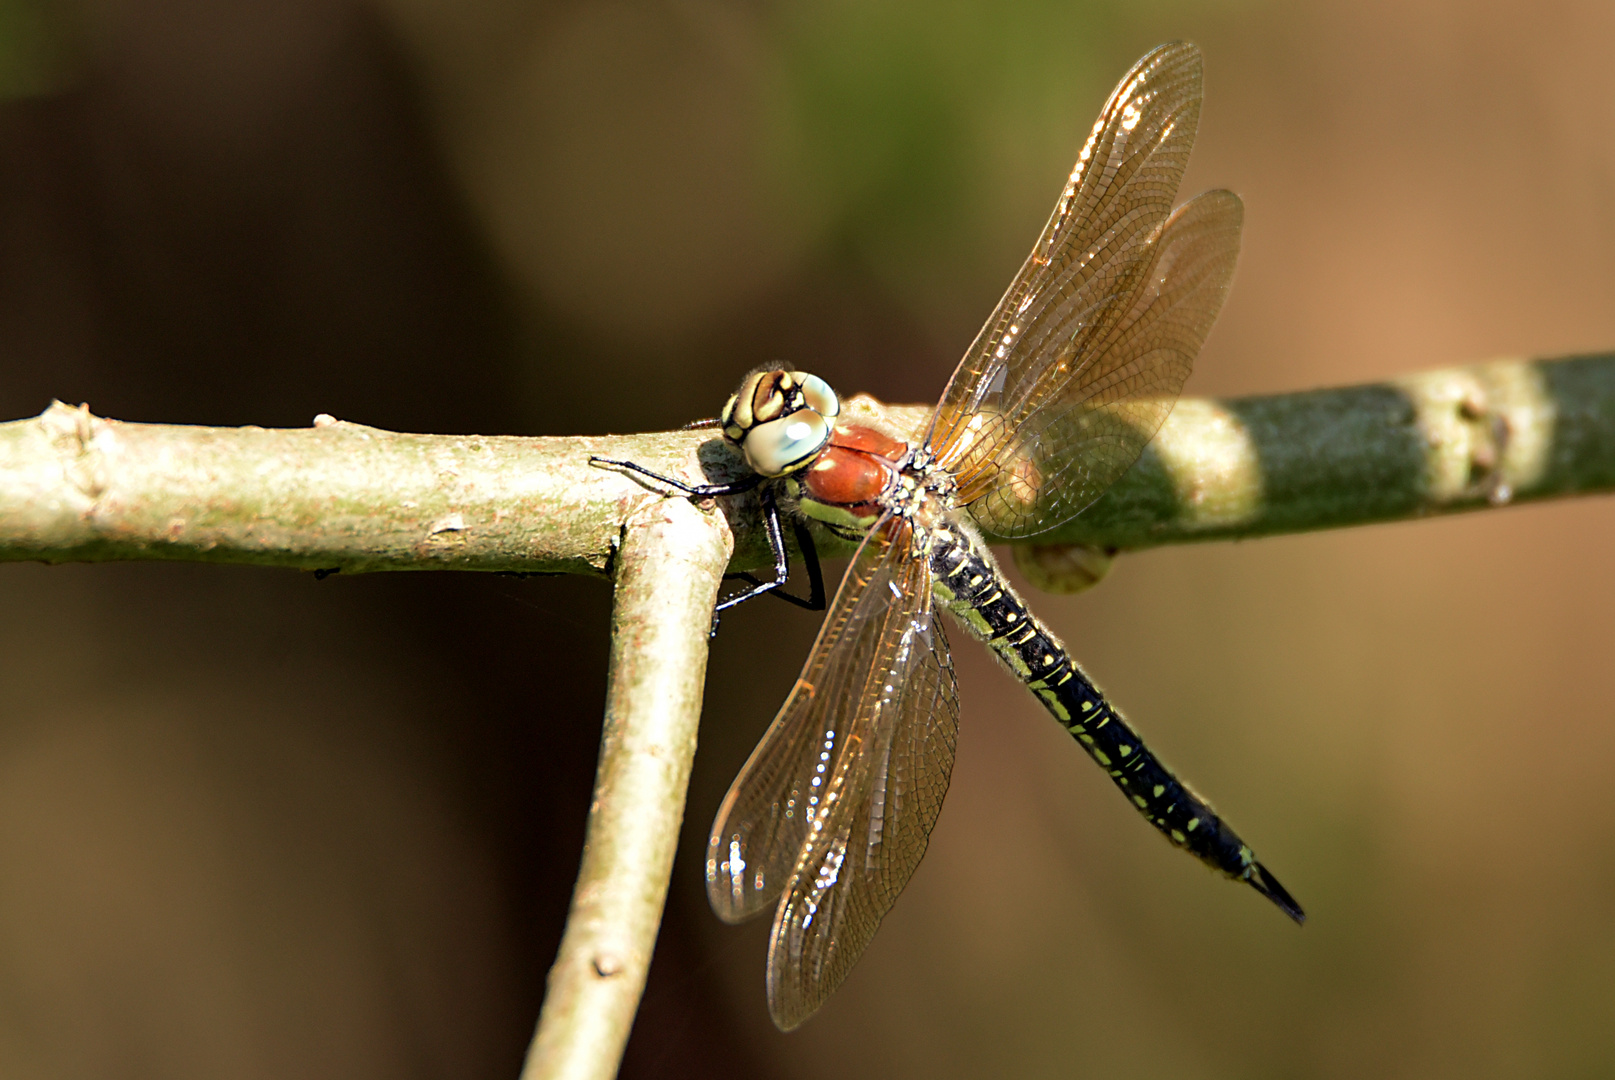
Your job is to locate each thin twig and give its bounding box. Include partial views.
[520,496,730,1080]
[3,354,1612,577]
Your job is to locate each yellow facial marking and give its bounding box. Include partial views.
[753,389,785,424]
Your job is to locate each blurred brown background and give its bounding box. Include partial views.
[3,1,1615,1077]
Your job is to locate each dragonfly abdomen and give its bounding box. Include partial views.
[926,519,1304,923]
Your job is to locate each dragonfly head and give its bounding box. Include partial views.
[720,369,841,477]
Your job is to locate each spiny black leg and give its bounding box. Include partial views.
[720,512,826,613]
[791,517,826,611]
[588,455,762,499]
[592,455,822,633]
[714,487,799,618]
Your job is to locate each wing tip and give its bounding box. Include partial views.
[1139,39,1203,74]
[767,999,811,1033]
[765,932,828,1032]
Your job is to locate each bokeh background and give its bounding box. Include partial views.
[3,1,1615,1077]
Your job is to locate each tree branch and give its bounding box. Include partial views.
[6,351,1614,1079]
[1054,352,1615,549]
[4,354,1612,579]
[519,496,729,1080]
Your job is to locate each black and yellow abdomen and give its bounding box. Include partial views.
[925,519,1304,923]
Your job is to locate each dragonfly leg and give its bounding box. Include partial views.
[588,454,763,499]
[719,507,825,613]
[712,489,825,635]
[592,457,820,629]
[788,518,827,610]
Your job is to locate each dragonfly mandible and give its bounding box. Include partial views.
[593,41,1302,1031]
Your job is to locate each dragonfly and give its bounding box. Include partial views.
[593,41,1302,1031]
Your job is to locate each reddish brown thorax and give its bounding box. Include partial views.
[797,423,910,523]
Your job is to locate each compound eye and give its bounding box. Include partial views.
[743,410,831,477]
[797,373,840,419]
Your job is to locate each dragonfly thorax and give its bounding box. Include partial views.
[793,422,912,534]
[721,369,842,478]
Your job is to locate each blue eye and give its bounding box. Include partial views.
[798,374,840,419]
[743,411,831,476]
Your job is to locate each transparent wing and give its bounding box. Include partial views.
[957,189,1242,536]
[704,517,958,1031]
[926,42,1238,537]
[764,524,957,1031]
[705,519,924,926]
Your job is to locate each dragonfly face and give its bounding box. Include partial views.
[720,369,842,478]
[593,41,1301,1032]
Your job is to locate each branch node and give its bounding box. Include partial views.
[38,400,109,502]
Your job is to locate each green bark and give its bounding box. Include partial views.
[4,355,1609,580]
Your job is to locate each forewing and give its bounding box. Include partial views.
[706,518,957,944]
[765,532,957,1030]
[960,188,1243,536]
[926,41,1222,536]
